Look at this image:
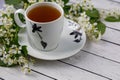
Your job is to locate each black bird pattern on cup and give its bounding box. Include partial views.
[68,20,82,43]
[31,23,47,49]
[70,30,82,43]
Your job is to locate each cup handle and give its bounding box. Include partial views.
[14,9,26,28]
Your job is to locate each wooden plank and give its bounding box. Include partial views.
[83,39,120,63]
[61,50,120,80]
[102,27,120,45]
[0,0,4,9]
[0,67,53,80]
[30,60,108,80]
[92,0,120,9]
[104,21,120,31]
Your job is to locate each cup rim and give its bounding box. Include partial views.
[25,2,64,24]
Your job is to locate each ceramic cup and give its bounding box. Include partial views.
[14,2,64,51]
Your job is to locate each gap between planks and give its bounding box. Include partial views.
[102,27,120,46]
[81,50,120,64]
[0,77,4,80]
[31,69,57,80]
[58,60,112,80]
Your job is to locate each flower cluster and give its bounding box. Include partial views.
[80,0,94,10]
[99,8,120,18]
[51,0,64,7]
[0,5,30,74]
[78,12,101,40]
[64,1,103,41]
[28,0,37,3]
[99,8,120,22]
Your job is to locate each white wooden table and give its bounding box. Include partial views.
[0,0,120,80]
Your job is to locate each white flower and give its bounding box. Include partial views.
[4,5,15,16]
[80,0,93,10]
[93,22,97,26]
[18,56,26,63]
[92,32,101,41]
[11,45,17,48]
[18,51,21,54]
[39,0,44,2]
[0,57,4,61]
[19,46,22,50]
[5,38,10,45]
[54,0,64,7]
[1,47,6,55]
[13,58,17,64]
[28,0,37,3]
[22,67,31,74]
[8,58,14,65]
[10,29,16,32]
[87,24,93,30]
[77,11,102,40]
[8,48,17,54]
[2,17,13,26]
[0,29,5,37]
[78,12,91,31]
[3,58,7,64]
[99,8,120,19]
[5,54,10,59]
[0,9,4,17]
[68,4,81,17]
[0,17,3,25]
[2,47,5,51]
[0,48,2,56]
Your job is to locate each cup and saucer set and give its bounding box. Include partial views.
[14,2,86,60]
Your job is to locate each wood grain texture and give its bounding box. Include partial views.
[30,60,108,80]
[83,39,120,63]
[0,67,53,80]
[91,0,120,9]
[104,21,120,30]
[103,27,120,45]
[0,0,4,9]
[61,50,120,80]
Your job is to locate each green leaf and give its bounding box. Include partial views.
[22,46,28,57]
[14,54,20,59]
[78,6,83,13]
[0,60,7,67]
[5,0,21,5]
[5,0,23,9]
[22,0,29,3]
[90,18,99,24]
[96,21,106,35]
[47,0,52,2]
[62,0,69,4]
[105,16,120,22]
[86,8,100,18]
[13,34,19,45]
[63,5,71,14]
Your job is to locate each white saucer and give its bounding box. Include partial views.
[18,18,86,60]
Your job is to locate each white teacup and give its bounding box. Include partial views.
[14,2,64,51]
